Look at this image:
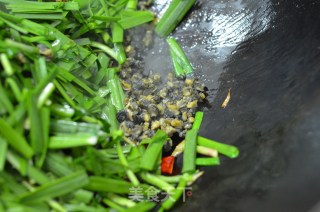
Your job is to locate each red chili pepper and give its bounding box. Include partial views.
[161,156,175,175]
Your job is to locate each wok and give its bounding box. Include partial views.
[131,0,320,211]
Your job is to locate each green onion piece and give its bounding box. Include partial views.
[27,95,47,157]
[53,80,77,109]
[197,136,239,158]
[6,78,22,102]
[85,176,133,194]
[192,111,204,130]
[6,150,28,176]
[48,134,98,149]
[126,0,138,10]
[34,66,58,95]
[103,199,125,212]
[50,120,100,135]
[0,118,34,159]
[161,174,189,210]
[0,53,14,76]
[4,1,79,11]
[107,193,136,208]
[6,103,25,126]
[93,67,108,85]
[0,83,14,114]
[195,157,220,166]
[170,49,185,77]
[64,204,105,212]
[37,107,50,167]
[72,189,94,204]
[108,78,125,111]
[139,172,174,192]
[90,41,118,62]
[97,52,110,69]
[74,38,91,46]
[19,170,89,203]
[50,104,75,118]
[140,130,168,171]
[125,202,156,212]
[155,0,196,37]
[167,37,193,75]
[14,13,65,20]
[27,166,50,185]
[45,153,73,177]
[103,103,119,132]
[182,128,198,173]
[196,145,218,157]
[116,138,140,186]
[118,11,154,29]
[0,12,28,34]
[157,171,203,185]
[0,137,7,171]
[5,39,39,54]
[91,15,120,22]
[0,171,28,194]
[112,22,124,43]
[37,82,55,108]
[114,42,126,64]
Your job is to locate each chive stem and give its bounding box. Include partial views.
[195,157,220,166]
[196,145,218,157]
[155,0,196,37]
[197,136,239,158]
[182,129,198,173]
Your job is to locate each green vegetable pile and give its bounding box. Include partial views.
[0,0,239,211]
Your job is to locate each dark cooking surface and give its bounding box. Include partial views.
[133,0,320,211]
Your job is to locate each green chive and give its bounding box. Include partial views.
[140,130,168,171]
[0,137,7,171]
[50,104,75,118]
[170,49,185,77]
[108,78,125,111]
[196,145,218,157]
[6,78,22,102]
[91,41,118,62]
[192,111,204,130]
[6,150,28,176]
[125,202,156,212]
[0,118,34,159]
[114,42,126,64]
[155,0,196,37]
[195,157,220,166]
[197,136,239,158]
[161,174,189,210]
[118,11,154,29]
[45,153,73,177]
[85,176,133,194]
[27,94,47,156]
[48,134,98,149]
[116,138,140,186]
[19,170,89,203]
[167,37,193,75]
[0,53,14,76]
[139,172,174,193]
[107,193,136,208]
[37,82,55,108]
[103,199,125,212]
[112,22,124,43]
[182,128,198,173]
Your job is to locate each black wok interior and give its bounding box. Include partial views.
[139,0,320,211]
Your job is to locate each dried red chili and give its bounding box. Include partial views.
[161,156,175,175]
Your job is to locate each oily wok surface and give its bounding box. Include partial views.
[132,0,320,211]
